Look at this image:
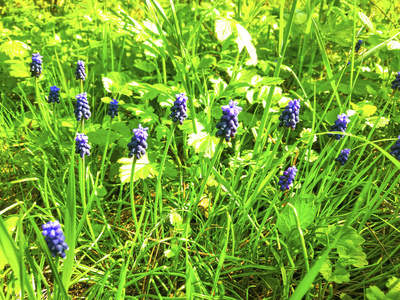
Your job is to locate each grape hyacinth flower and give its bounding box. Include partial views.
[42,220,69,259]
[75,60,86,81]
[278,166,298,191]
[127,124,149,159]
[335,149,351,166]
[279,99,300,129]
[390,136,400,161]
[108,99,119,119]
[48,86,60,103]
[355,40,363,53]
[30,53,43,78]
[216,100,242,142]
[328,113,351,140]
[391,72,400,90]
[74,92,91,121]
[75,133,91,158]
[169,93,188,125]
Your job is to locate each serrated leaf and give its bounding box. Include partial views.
[215,18,232,41]
[0,40,30,59]
[187,131,220,158]
[387,41,400,51]
[118,155,159,183]
[365,116,390,128]
[320,259,350,284]
[277,195,317,238]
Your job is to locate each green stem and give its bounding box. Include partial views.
[100,117,113,183]
[155,122,177,219]
[129,157,139,241]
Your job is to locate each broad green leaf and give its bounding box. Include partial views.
[366,286,386,300]
[124,104,159,124]
[102,72,132,96]
[187,131,220,158]
[215,18,232,41]
[0,40,30,58]
[111,121,131,136]
[86,128,120,147]
[365,116,390,128]
[118,156,159,183]
[320,259,350,284]
[0,216,19,269]
[358,12,375,32]
[235,23,257,65]
[276,195,317,238]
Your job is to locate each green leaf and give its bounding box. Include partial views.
[124,104,159,124]
[276,195,317,238]
[325,108,341,125]
[102,72,132,96]
[365,116,390,128]
[234,22,257,65]
[0,216,19,270]
[118,156,159,183]
[215,18,233,41]
[0,40,30,59]
[366,286,386,300]
[86,128,120,147]
[358,12,375,32]
[320,259,350,284]
[187,131,220,159]
[111,121,131,136]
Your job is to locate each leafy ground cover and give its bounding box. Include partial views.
[1,0,400,299]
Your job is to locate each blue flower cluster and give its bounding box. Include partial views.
[108,99,119,119]
[30,53,43,78]
[355,40,363,53]
[328,113,351,140]
[278,166,298,191]
[75,60,86,81]
[169,93,188,125]
[127,124,149,159]
[279,99,300,129]
[335,149,351,166]
[74,92,91,121]
[390,136,400,161]
[48,86,60,103]
[216,100,242,142]
[42,220,69,259]
[75,133,91,158]
[391,72,400,90]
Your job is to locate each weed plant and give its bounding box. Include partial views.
[1,0,400,299]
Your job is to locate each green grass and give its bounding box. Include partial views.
[1,0,400,299]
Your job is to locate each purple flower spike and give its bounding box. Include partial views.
[169,93,188,125]
[108,99,119,119]
[75,133,91,158]
[30,53,43,78]
[75,60,86,81]
[127,124,149,159]
[391,72,400,90]
[335,148,351,166]
[278,166,298,191]
[42,220,69,259]
[355,40,363,53]
[390,136,400,161]
[74,92,91,121]
[216,100,242,142]
[328,113,350,140]
[279,99,300,129]
[48,86,60,104]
